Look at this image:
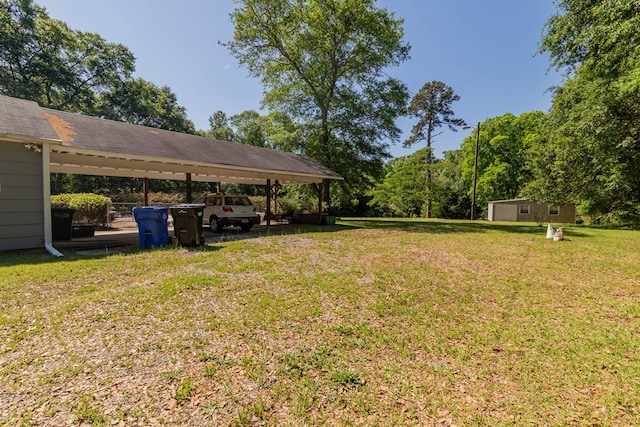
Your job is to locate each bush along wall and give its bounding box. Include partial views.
[51,193,112,226]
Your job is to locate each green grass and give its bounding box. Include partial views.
[1,218,640,425]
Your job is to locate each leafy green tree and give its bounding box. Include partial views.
[97,78,195,133]
[461,112,545,217]
[203,109,301,151]
[230,110,304,150]
[224,0,410,205]
[2,1,197,196]
[368,148,428,217]
[260,111,301,152]
[530,0,640,223]
[433,149,471,219]
[0,0,134,112]
[229,110,266,147]
[204,110,236,141]
[369,147,472,219]
[1,0,192,132]
[403,81,465,218]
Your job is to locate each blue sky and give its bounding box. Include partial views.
[38,0,563,159]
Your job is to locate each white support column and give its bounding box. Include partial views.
[42,143,63,257]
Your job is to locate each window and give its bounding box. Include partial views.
[549,206,560,215]
[519,204,530,214]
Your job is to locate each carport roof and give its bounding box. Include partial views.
[0,95,342,185]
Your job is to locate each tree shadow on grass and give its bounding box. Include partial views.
[246,217,592,239]
[0,239,223,266]
[0,218,590,266]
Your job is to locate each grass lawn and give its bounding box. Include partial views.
[1,218,640,426]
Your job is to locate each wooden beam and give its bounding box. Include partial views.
[186,173,192,203]
[266,179,271,227]
[49,151,331,184]
[314,182,323,214]
[323,179,330,211]
[143,178,149,206]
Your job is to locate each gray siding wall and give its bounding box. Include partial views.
[489,200,576,223]
[0,141,44,251]
[516,201,576,224]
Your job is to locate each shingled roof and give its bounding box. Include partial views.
[0,95,342,184]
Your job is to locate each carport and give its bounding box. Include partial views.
[0,95,342,254]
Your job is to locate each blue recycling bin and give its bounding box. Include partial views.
[133,206,169,248]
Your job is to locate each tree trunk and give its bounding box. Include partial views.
[425,125,433,219]
[426,163,432,218]
[320,107,332,212]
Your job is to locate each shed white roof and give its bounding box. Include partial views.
[488,198,529,204]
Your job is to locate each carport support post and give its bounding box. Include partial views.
[315,182,323,214]
[185,173,192,203]
[323,179,330,212]
[314,179,330,215]
[266,179,271,227]
[42,143,63,257]
[143,177,149,206]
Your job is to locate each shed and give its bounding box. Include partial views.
[0,95,342,253]
[487,198,576,223]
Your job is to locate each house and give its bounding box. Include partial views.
[0,95,342,253]
[487,198,576,223]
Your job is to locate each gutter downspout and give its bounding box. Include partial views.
[42,143,63,257]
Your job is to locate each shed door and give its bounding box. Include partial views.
[494,204,518,222]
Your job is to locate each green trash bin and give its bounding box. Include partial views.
[170,204,205,246]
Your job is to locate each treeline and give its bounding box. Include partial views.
[370,112,545,220]
[2,0,639,224]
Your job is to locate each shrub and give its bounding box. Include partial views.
[147,192,185,205]
[51,193,112,225]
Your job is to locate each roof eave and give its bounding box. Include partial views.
[49,145,342,185]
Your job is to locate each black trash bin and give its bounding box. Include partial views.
[170,204,205,247]
[51,208,76,241]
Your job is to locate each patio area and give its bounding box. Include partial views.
[51,216,312,255]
